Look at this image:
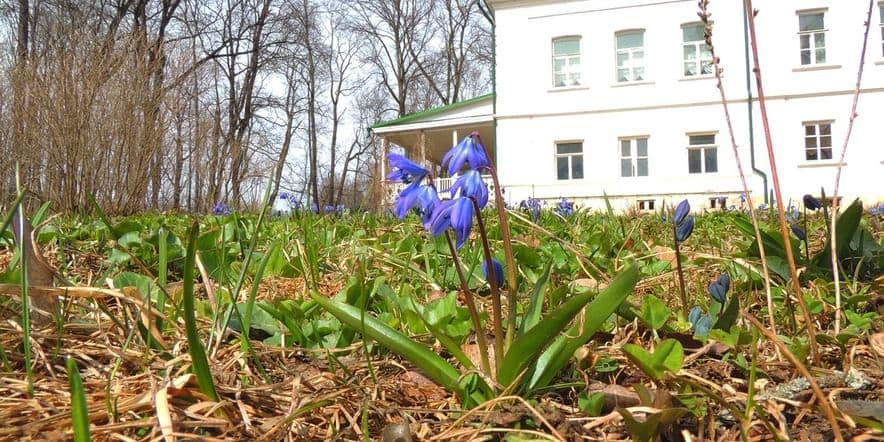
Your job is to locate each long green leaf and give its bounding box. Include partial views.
[500,264,639,388]
[183,222,219,401]
[403,296,475,370]
[812,198,863,267]
[526,265,640,390]
[0,191,26,239]
[310,292,463,397]
[66,357,91,442]
[518,262,552,336]
[156,227,168,331]
[87,193,120,239]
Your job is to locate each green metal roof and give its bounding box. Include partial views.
[370,93,494,130]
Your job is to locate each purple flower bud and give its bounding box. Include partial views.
[674,199,690,226]
[676,215,694,243]
[803,194,822,211]
[482,258,505,288]
[790,224,806,241]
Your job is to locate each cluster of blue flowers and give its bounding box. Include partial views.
[688,272,731,337]
[869,202,884,217]
[212,202,232,216]
[389,132,498,279]
[555,197,574,217]
[518,197,542,222]
[278,191,303,211]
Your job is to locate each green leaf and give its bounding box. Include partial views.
[640,295,670,331]
[66,358,92,442]
[182,222,219,401]
[310,292,465,399]
[519,262,552,336]
[507,265,639,390]
[578,391,605,417]
[713,295,739,331]
[622,338,684,381]
[812,198,863,267]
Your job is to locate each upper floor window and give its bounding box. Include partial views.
[804,121,833,161]
[616,30,645,82]
[688,133,718,174]
[556,142,584,180]
[798,11,827,65]
[682,23,713,76]
[620,137,649,177]
[552,37,581,87]
[879,3,883,57]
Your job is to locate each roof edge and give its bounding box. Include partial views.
[370,93,495,130]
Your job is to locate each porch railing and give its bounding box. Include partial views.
[385,174,494,202]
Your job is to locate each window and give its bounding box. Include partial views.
[798,11,826,65]
[553,37,581,87]
[803,122,833,161]
[682,23,713,76]
[616,31,645,82]
[637,199,655,211]
[879,3,883,57]
[687,134,718,174]
[620,137,649,177]
[556,142,584,180]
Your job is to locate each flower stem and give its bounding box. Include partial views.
[673,222,688,317]
[482,161,518,348]
[445,232,493,378]
[471,198,504,371]
[803,207,810,264]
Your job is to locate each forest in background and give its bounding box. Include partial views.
[0,0,492,213]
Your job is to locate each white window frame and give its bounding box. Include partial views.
[682,23,713,77]
[797,10,827,65]
[879,3,884,57]
[615,30,645,82]
[687,133,718,174]
[552,36,581,88]
[619,137,649,177]
[803,121,834,161]
[555,141,584,180]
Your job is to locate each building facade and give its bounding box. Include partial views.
[373,1,884,212]
[491,0,883,211]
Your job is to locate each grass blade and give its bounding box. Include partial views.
[500,264,639,389]
[310,291,464,398]
[183,221,219,401]
[519,262,552,336]
[156,227,168,331]
[66,357,91,442]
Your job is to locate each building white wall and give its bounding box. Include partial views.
[490,0,884,211]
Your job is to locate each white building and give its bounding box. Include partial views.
[372,1,884,212]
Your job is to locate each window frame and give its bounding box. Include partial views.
[802,121,834,161]
[681,23,713,77]
[637,199,656,211]
[687,133,719,174]
[615,29,646,83]
[552,36,582,88]
[879,2,884,57]
[555,140,584,181]
[797,10,828,65]
[619,136,649,177]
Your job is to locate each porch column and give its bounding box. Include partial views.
[419,130,427,164]
[452,129,458,149]
[376,137,390,210]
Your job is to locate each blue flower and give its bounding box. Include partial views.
[387,153,429,186]
[212,202,231,216]
[739,192,747,203]
[520,198,541,222]
[482,258,505,288]
[395,184,440,226]
[694,314,712,337]
[311,202,319,213]
[688,306,702,325]
[708,273,730,304]
[674,199,690,226]
[676,215,694,243]
[790,224,806,241]
[450,170,488,209]
[803,194,822,211]
[758,203,769,210]
[442,131,489,175]
[870,203,884,216]
[556,197,574,216]
[429,197,474,249]
[279,191,290,200]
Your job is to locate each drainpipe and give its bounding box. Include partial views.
[743,1,769,203]
[491,7,498,168]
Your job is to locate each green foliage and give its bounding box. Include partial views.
[66,357,92,442]
[622,339,684,381]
